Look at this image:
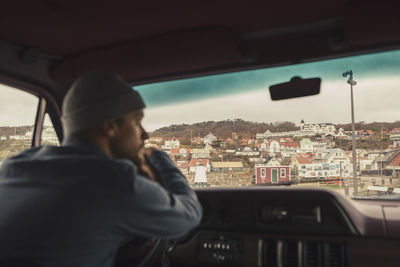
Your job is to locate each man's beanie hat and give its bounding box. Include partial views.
[62,70,145,136]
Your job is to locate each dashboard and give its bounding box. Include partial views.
[170,188,400,267]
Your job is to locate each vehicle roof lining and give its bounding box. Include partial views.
[0,0,399,92]
[51,28,243,84]
[0,0,349,56]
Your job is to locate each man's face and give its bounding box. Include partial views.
[109,110,148,165]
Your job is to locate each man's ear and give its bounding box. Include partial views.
[100,121,118,137]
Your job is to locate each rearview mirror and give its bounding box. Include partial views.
[269,76,321,100]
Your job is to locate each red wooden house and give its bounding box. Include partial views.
[255,165,291,184]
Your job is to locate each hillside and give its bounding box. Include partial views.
[150,119,298,141]
[150,119,400,142]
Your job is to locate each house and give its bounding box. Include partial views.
[170,148,191,157]
[0,136,6,140]
[335,128,347,138]
[241,138,255,146]
[269,140,280,153]
[297,162,352,178]
[300,138,313,152]
[162,139,180,149]
[312,149,334,163]
[265,157,282,166]
[387,149,400,167]
[191,136,203,144]
[203,132,217,145]
[310,148,352,176]
[211,161,243,172]
[312,141,331,150]
[358,157,378,171]
[256,130,270,139]
[290,153,313,175]
[231,132,239,140]
[279,141,301,156]
[256,141,269,151]
[300,119,336,135]
[176,161,190,174]
[193,165,208,184]
[323,148,351,165]
[358,129,374,137]
[189,159,210,173]
[235,147,260,156]
[249,157,266,163]
[42,127,58,144]
[191,148,211,158]
[390,133,400,146]
[392,128,400,134]
[372,149,400,170]
[148,137,164,143]
[387,149,400,177]
[255,165,290,184]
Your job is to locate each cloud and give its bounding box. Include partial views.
[0,84,38,127]
[142,76,400,132]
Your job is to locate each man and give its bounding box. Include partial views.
[0,71,203,266]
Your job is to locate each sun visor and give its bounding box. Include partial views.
[345,2,400,47]
[51,28,242,84]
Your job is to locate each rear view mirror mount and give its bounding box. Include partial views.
[269,76,321,100]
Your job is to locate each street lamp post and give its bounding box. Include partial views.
[343,70,358,197]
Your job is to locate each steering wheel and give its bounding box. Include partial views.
[114,237,176,267]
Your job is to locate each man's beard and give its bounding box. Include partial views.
[110,142,145,166]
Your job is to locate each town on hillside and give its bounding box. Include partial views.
[0,126,59,160]
[146,120,400,198]
[1,120,400,197]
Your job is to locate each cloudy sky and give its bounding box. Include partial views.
[1,49,399,130]
[137,49,400,131]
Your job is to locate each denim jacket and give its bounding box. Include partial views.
[0,136,202,267]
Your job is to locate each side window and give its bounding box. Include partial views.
[42,114,60,146]
[260,168,266,178]
[280,168,286,178]
[0,84,38,161]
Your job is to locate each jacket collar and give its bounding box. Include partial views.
[62,135,109,158]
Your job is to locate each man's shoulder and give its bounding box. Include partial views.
[1,145,121,171]
[0,146,139,185]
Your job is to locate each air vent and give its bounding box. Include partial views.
[326,242,346,267]
[281,240,299,267]
[258,239,347,267]
[303,242,322,267]
[259,239,277,267]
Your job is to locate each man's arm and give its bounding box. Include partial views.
[115,150,203,239]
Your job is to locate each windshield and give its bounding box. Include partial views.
[135,49,400,200]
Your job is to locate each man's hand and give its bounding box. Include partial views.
[137,148,160,183]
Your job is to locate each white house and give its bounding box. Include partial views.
[162,139,180,149]
[194,165,208,184]
[269,140,280,153]
[265,157,282,166]
[189,159,210,173]
[336,128,347,138]
[203,133,217,145]
[300,119,336,135]
[236,147,260,156]
[300,138,314,152]
[297,162,353,178]
[191,148,211,159]
[42,127,58,144]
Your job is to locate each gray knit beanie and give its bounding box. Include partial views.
[62,70,145,136]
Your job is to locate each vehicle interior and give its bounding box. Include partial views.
[1,0,400,266]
